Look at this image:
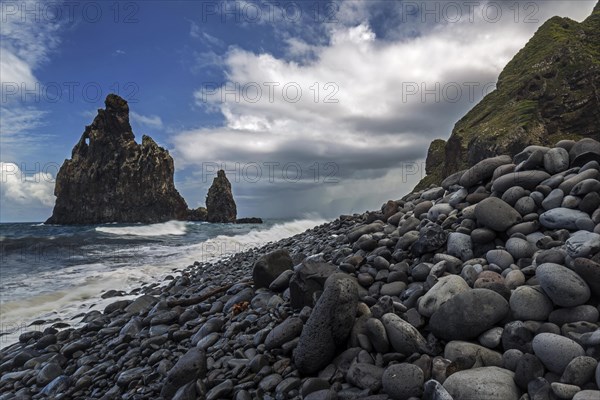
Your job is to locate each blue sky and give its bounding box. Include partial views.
[1,0,597,222]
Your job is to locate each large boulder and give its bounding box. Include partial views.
[459,155,513,188]
[294,274,358,375]
[429,289,509,340]
[289,261,338,310]
[46,94,188,224]
[206,170,237,223]
[252,249,294,289]
[569,138,600,167]
[536,263,590,307]
[161,348,207,398]
[475,197,522,231]
[443,367,520,400]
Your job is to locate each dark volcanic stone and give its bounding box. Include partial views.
[459,155,513,188]
[46,94,188,224]
[253,249,294,289]
[411,224,448,256]
[569,138,600,167]
[429,289,509,340]
[474,197,522,231]
[289,261,338,310]
[161,348,207,398]
[187,207,207,221]
[236,217,263,224]
[294,274,358,375]
[572,258,600,297]
[491,171,551,193]
[514,354,545,391]
[206,169,237,223]
[536,263,591,307]
[265,317,304,350]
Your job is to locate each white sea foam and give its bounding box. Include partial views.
[95,220,188,236]
[0,218,326,347]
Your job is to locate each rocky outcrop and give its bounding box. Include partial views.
[46,94,188,224]
[416,3,600,190]
[187,207,208,222]
[206,170,237,223]
[236,217,263,224]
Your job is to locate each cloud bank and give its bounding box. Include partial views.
[174,1,597,218]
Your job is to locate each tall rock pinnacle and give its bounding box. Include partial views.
[206,170,237,223]
[46,94,188,224]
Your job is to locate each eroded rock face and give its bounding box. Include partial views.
[46,94,188,224]
[206,170,237,223]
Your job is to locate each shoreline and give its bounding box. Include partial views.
[0,219,325,349]
[1,141,599,399]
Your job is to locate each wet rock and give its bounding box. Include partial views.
[36,363,63,386]
[540,208,593,230]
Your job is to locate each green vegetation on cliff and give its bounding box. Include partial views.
[415,3,600,191]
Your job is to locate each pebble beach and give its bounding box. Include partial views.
[1,138,600,400]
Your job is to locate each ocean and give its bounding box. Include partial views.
[0,218,325,348]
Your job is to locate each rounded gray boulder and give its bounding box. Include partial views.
[382,363,424,399]
[443,367,520,400]
[536,263,590,307]
[475,197,522,231]
[252,249,294,289]
[533,333,585,374]
[429,289,509,341]
[491,171,551,192]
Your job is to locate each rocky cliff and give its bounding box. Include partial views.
[416,3,600,190]
[206,170,237,223]
[46,94,188,224]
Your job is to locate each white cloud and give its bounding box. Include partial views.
[130,112,164,129]
[1,0,66,164]
[174,0,597,218]
[0,49,37,90]
[0,162,55,207]
[0,107,47,137]
[190,21,225,47]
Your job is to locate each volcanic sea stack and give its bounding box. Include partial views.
[206,170,237,223]
[46,94,188,224]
